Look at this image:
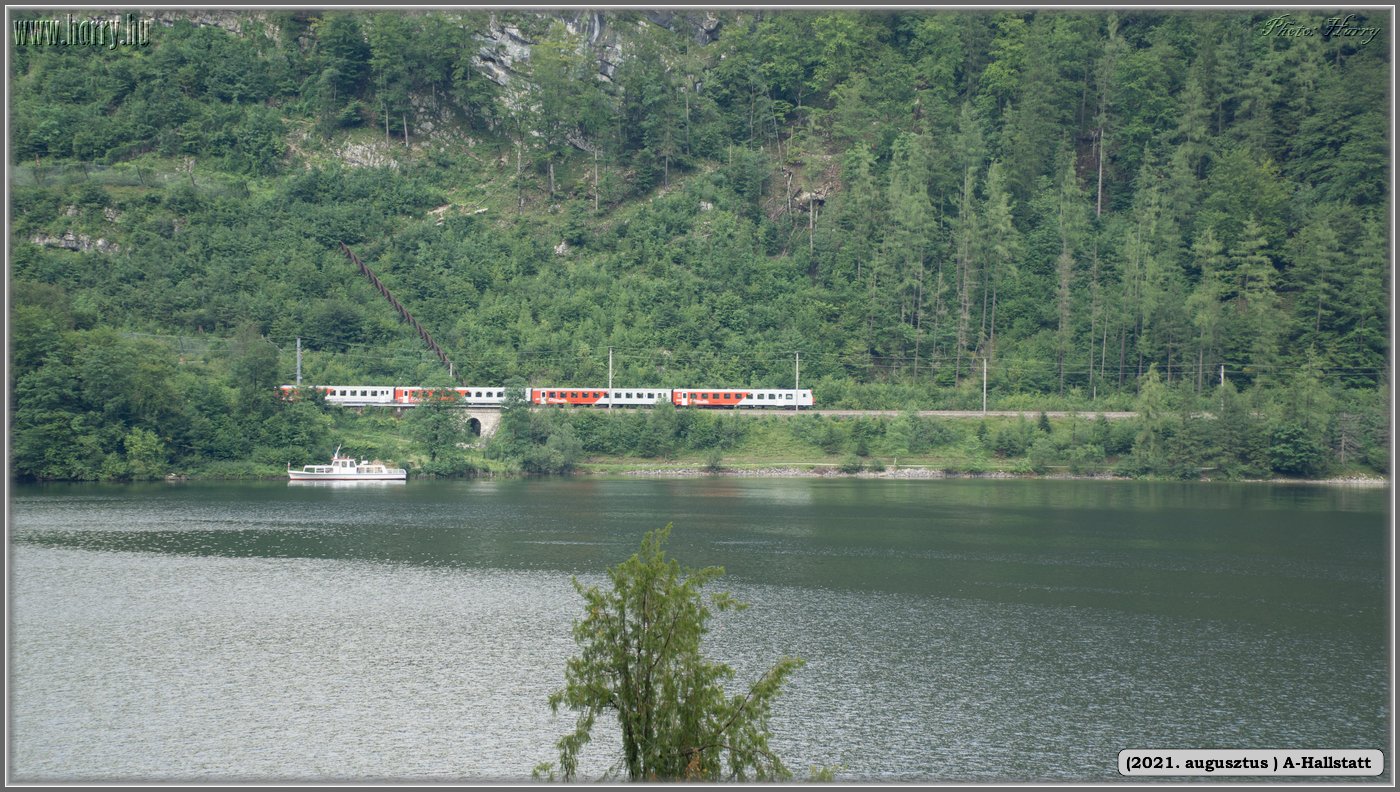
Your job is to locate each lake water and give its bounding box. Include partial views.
[8,478,1391,782]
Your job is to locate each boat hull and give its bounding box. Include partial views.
[288,471,406,481]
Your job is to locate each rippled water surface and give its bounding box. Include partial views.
[9,478,1390,782]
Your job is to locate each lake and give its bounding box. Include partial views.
[8,477,1391,782]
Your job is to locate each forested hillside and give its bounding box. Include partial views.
[8,9,1390,480]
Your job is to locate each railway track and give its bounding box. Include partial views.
[524,408,1140,420]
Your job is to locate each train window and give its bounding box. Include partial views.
[786,393,793,400]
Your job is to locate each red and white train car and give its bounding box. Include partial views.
[281,385,396,406]
[671,388,813,408]
[395,386,524,406]
[531,388,673,407]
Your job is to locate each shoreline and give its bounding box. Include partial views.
[592,466,1391,486]
[15,468,1389,487]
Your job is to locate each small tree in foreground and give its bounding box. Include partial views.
[536,525,805,782]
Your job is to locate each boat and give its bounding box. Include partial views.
[288,446,407,481]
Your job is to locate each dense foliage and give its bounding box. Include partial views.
[8,10,1390,479]
[538,525,804,781]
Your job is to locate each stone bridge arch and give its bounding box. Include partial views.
[464,409,501,440]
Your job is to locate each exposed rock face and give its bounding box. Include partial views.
[473,10,725,87]
[644,10,723,44]
[32,231,120,254]
[337,141,400,169]
[132,9,732,160]
[151,10,272,38]
[143,8,725,88]
[474,22,536,87]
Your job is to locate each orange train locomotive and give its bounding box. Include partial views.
[280,385,814,409]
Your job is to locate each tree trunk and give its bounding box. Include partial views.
[914,261,924,378]
[1096,127,1104,218]
[516,140,524,213]
[808,198,815,253]
[1118,326,1127,388]
[989,284,998,362]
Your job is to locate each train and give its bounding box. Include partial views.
[279,385,815,409]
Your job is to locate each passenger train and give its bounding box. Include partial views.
[279,384,815,409]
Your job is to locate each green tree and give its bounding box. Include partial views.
[405,387,468,465]
[528,22,607,197]
[123,426,168,480]
[539,525,804,782]
[978,161,1022,362]
[363,13,414,145]
[1185,227,1227,391]
[1054,154,1090,394]
[1131,363,1169,473]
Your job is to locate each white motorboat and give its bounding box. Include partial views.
[288,446,407,481]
